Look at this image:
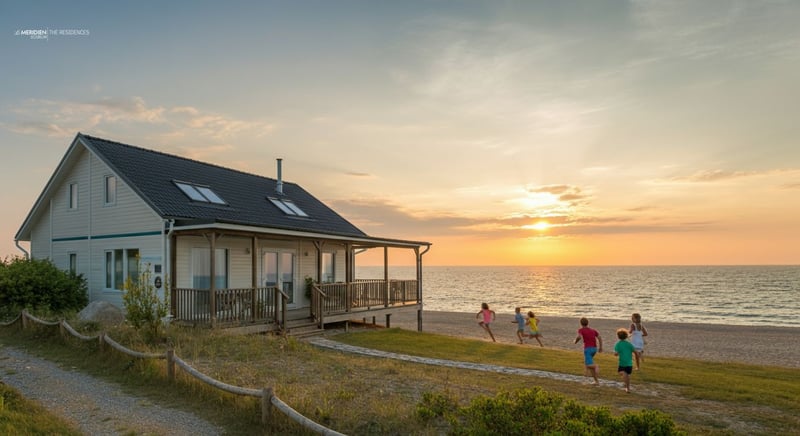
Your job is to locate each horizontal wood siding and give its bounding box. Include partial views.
[51,147,89,240]
[29,204,51,260]
[89,152,161,236]
[227,237,252,288]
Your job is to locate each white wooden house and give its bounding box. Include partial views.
[15,133,431,332]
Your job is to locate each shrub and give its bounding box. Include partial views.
[0,256,88,318]
[122,263,169,343]
[416,387,686,435]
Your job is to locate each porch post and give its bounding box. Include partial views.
[415,246,422,332]
[314,241,323,283]
[383,246,389,307]
[251,236,257,321]
[169,231,177,317]
[210,232,217,329]
[345,243,352,312]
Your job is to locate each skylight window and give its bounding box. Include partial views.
[269,197,309,217]
[175,181,226,205]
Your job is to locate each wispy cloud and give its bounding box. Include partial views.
[2,97,273,142]
[330,196,711,242]
[631,1,800,62]
[658,168,800,184]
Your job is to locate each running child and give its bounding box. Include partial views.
[629,313,648,370]
[476,302,496,342]
[526,311,544,347]
[614,328,636,393]
[512,307,526,344]
[574,317,602,385]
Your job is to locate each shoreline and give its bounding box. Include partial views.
[383,310,800,368]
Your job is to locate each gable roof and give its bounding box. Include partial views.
[17,133,429,248]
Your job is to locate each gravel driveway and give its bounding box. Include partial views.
[0,345,222,435]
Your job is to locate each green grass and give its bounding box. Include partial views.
[336,328,800,412]
[2,321,799,435]
[0,382,83,435]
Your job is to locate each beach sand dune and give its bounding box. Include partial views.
[382,310,800,368]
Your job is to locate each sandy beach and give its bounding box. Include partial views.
[382,310,800,368]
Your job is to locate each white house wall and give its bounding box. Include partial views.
[29,203,51,260]
[27,143,165,309]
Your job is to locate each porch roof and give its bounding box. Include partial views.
[171,221,430,249]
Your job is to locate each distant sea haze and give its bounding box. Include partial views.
[355,265,800,328]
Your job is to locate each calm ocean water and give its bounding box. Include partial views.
[355,265,800,328]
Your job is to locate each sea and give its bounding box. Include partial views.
[355,265,800,328]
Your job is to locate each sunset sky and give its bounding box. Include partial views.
[2,1,799,266]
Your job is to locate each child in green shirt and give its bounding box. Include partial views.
[614,328,636,393]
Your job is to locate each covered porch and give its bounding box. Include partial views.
[167,222,430,333]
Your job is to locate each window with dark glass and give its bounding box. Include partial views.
[174,181,226,205]
[268,197,309,217]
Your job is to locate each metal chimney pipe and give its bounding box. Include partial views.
[276,158,283,194]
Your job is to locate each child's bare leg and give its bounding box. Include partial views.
[588,365,599,384]
[621,371,630,392]
[487,327,496,342]
[534,335,543,347]
[634,351,641,370]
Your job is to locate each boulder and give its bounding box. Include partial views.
[77,301,124,326]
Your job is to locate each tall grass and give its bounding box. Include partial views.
[0,383,83,435]
[2,321,798,435]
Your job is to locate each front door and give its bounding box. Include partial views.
[262,250,296,306]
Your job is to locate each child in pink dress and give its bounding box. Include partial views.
[476,302,496,342]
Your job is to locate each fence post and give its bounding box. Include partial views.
[21,310,27,330]
[98,332,105,351]
[262,387,273,425]
[166,348,175,381]
[59,321,65,339]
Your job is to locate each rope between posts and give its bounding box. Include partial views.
[60,320,100,341]
[5,309,347,435]
[172,355,261,397]
[102,334,165,359]
[271,396,348,436]
[0,313,21,327]
[23,311,61,326]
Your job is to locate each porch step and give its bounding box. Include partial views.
[284,318,324,338]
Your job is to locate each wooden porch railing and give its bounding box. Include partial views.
[310,279,419,327]
[175,279,417,329]
[173,286,288,328]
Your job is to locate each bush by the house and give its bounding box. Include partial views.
[122,264,169,343]
[0,257,88,318]
[416,387,685,435]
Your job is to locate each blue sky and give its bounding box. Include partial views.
[2,1,800,265]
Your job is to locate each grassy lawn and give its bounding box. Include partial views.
[0,382,82,435]
[1,321,798,435]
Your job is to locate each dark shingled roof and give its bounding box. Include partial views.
[79,134,368,238]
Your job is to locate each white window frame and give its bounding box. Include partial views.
[68,183,78,210]
[68,252,77,274]
[191,248,229,289]
[321,251,336,283]
[104,175,116,206]
[104,248,139,290]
